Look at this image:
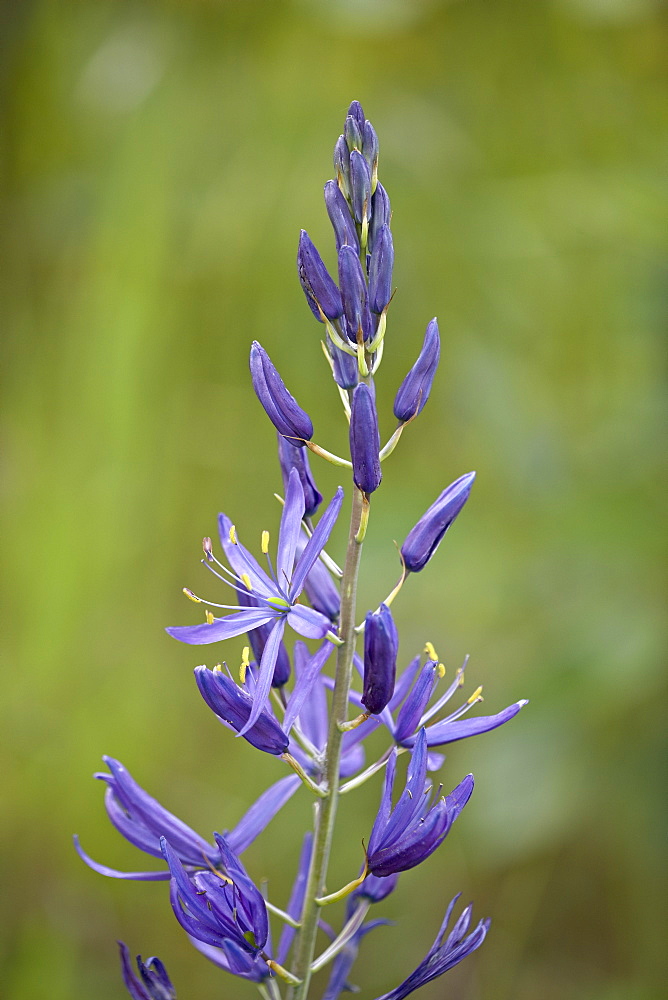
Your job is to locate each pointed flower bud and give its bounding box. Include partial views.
[393,318,441,422]
[369,182,391,253]
[344,113,363,152]
[350,149,371,224]
[250,341,313,444]
[324,179,359,252]
[401,472,475,573]
[362,120,379,173]
[194,667,289,755]
[362,603,398,715]
[326,333,359,389]
[277,433,322,517]
[297,230,343,322]
[338,245,372,343]
[333,134,351,198]
[368,224,394,314]
[347,100,366,131]
[350,382,382,494]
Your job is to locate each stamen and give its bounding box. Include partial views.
[183,588,202,603]
[202,537,213,561]
[241,572,252,591]
[205,610,215,624]
[438,663,446,678]
[424,641,439,661]
[229,524,238,545]
[261,530,270,554]
[240,646,251,684]
[467,685,483,704]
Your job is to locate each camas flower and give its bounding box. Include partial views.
[166,468,343,735]
[373,894,490,1000]
[366,729,473,877]
[74,757,299,880]
[161,835,271,982]
[119,942,175,1000]
[401,472,475,572]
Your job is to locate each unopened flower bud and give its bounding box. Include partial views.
[350,382,382,495]
[333,135,351,198]
[369,182,391,253]
[362,603,398,715]
[326,334,359,390]
[338,245,372,343]
[277,433,322,518]
[349,149,371,225]
[297,230,343,322]
[324,180,359,252]
[362,120,379,180]
[368,224,394,314]
[250,341,313,445]
[347,100,366,132]
[344,114,363,152]
[393,318,440,422]
[401,472,475,573]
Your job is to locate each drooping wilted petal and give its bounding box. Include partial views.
[194,667,289,755]
[119,942,176,1000]
[278,433,323,517]
[362,603,398,715]
[250,341,314,443]
[372,895,490,1000]
[401,472,475,573]
[350,383,382,494]
[297,230,344,322]
[393,318,441,422]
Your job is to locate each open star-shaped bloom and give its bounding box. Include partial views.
[166,468,343,735]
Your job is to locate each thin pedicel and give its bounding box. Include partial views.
[76,99,527,1000]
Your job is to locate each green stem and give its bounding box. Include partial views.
[287,486,366,999]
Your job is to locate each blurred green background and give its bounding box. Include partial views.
[2,0,665,998]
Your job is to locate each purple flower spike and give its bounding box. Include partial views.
[372,894,490,1000]
[297,230,343,322]
[401,472,475,573]
[277,432,322,518]
[350,383,382,495]
[393,318,440,422]
[362,603,398,715]
[369,182,391,253]
[324,180,359,252]
[194,667,289,755]
[366,729,473,877]
[368,224,394,315]
[119,942,176,1000]
[250,341,314,444]
[350,149,371,224]
[338,245,372,343]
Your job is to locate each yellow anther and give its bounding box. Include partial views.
[213,663,223,673]
[424,641,438,662]
[205,610,215,624]
[261,530,270,554]
[437,663,446,678]
[229,524,238,545]
[468,685,483,704]
[240,646,251,684]
[241,573,252,591]
[183,588,201,603]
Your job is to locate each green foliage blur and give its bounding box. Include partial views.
[2,1,665,998]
